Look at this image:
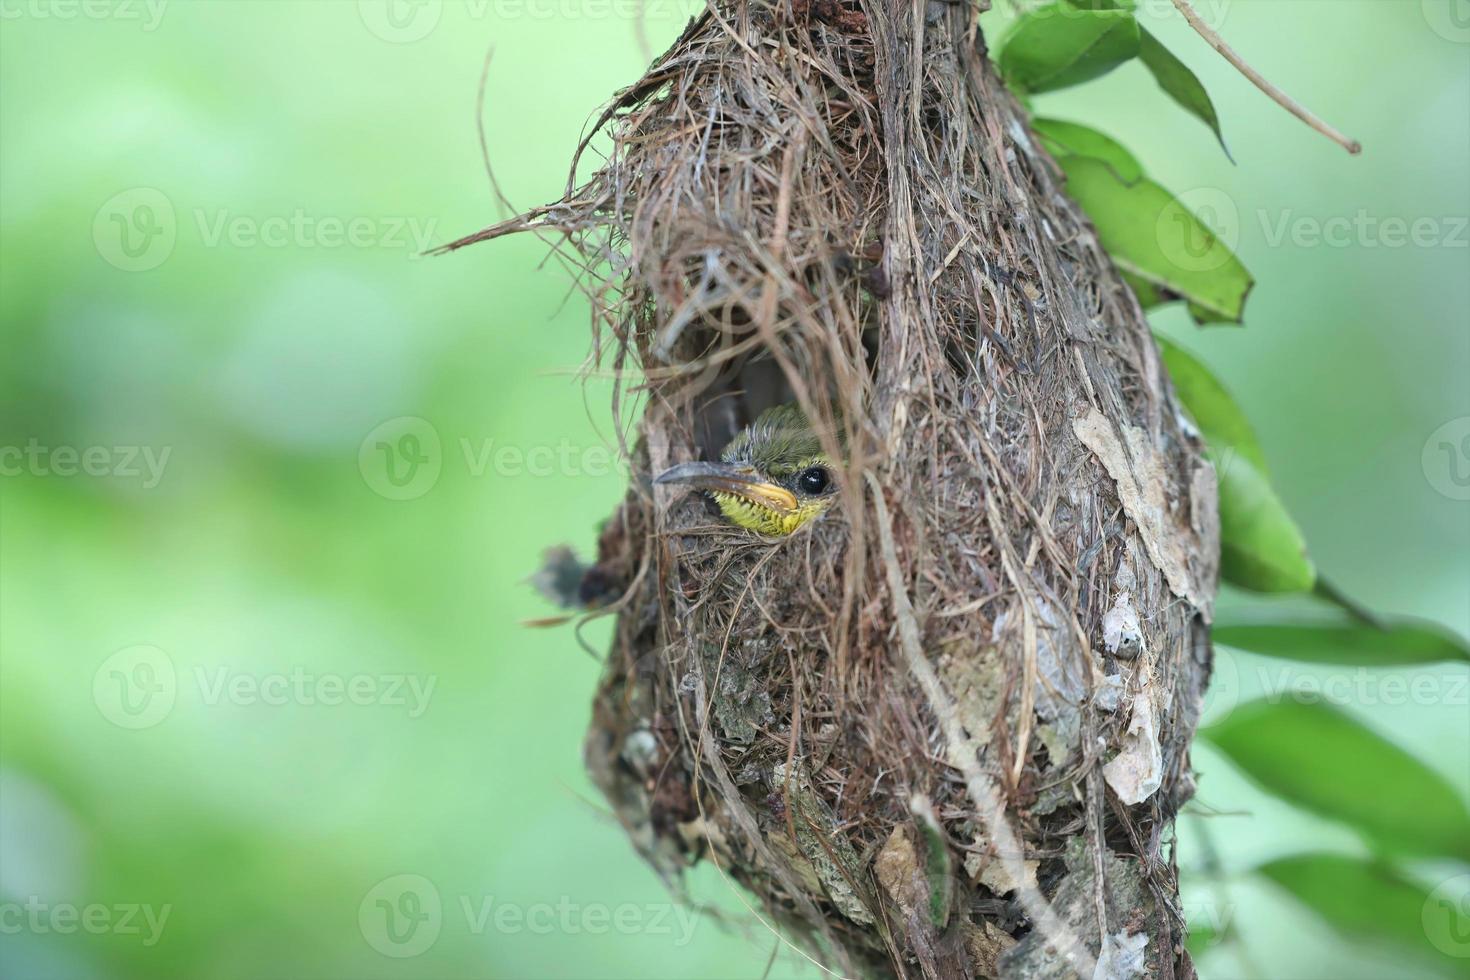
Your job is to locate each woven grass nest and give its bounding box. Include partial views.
[450,1,1220,976]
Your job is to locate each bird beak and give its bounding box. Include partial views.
[654,461,799,513]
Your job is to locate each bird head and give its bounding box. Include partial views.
[654,403,842,536]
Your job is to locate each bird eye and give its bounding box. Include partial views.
[797,466,831,495]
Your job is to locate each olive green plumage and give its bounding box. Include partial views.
[655,403,842,536]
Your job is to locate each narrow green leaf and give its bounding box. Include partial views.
[999,4,1140,95]
[1214,621,1470,666]
[1154,335,1312,590]
[1032,118,1143,184]
[1216,459,1315,591]
[1204,700,1470,861]
[1184,301,1235,326]
[1259,854,1468,967]
[1056,154,1253,322]
[1155,336,1267,471]
[1125,275,1237,325]
[1137,28,1230,158]
[1184,921,1223,958]
[1121,270,1166,309]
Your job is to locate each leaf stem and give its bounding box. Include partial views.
[1168,0,1362,155]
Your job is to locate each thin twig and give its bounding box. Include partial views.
[474,47,520,219]
[1170,0,1361,155]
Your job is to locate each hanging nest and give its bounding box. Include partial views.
[449,0,1219,976]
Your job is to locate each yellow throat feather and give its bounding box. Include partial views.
[654,404,842,537]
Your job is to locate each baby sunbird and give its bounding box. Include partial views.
[654,403,841,536]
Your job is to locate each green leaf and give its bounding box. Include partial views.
[1184,301,1234,326]
[1137,28,1230,158]
[999,4,1140,95]
[1204,700,1470,861]
[1032,118,1143,184]
[1155,336,1267,471]
[1216,459,1315,591]
[1056,154,1252,322]
[1154,336,1312,591]
[1125,276,1238,326]
[1214,621,1470,666]
[1184,921,1223,958]
[1259,854,1469,967]
[1121,270,1165,309]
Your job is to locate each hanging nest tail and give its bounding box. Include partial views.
[447,0,1221,976]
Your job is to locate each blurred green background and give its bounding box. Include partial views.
[0,1,1465,977]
